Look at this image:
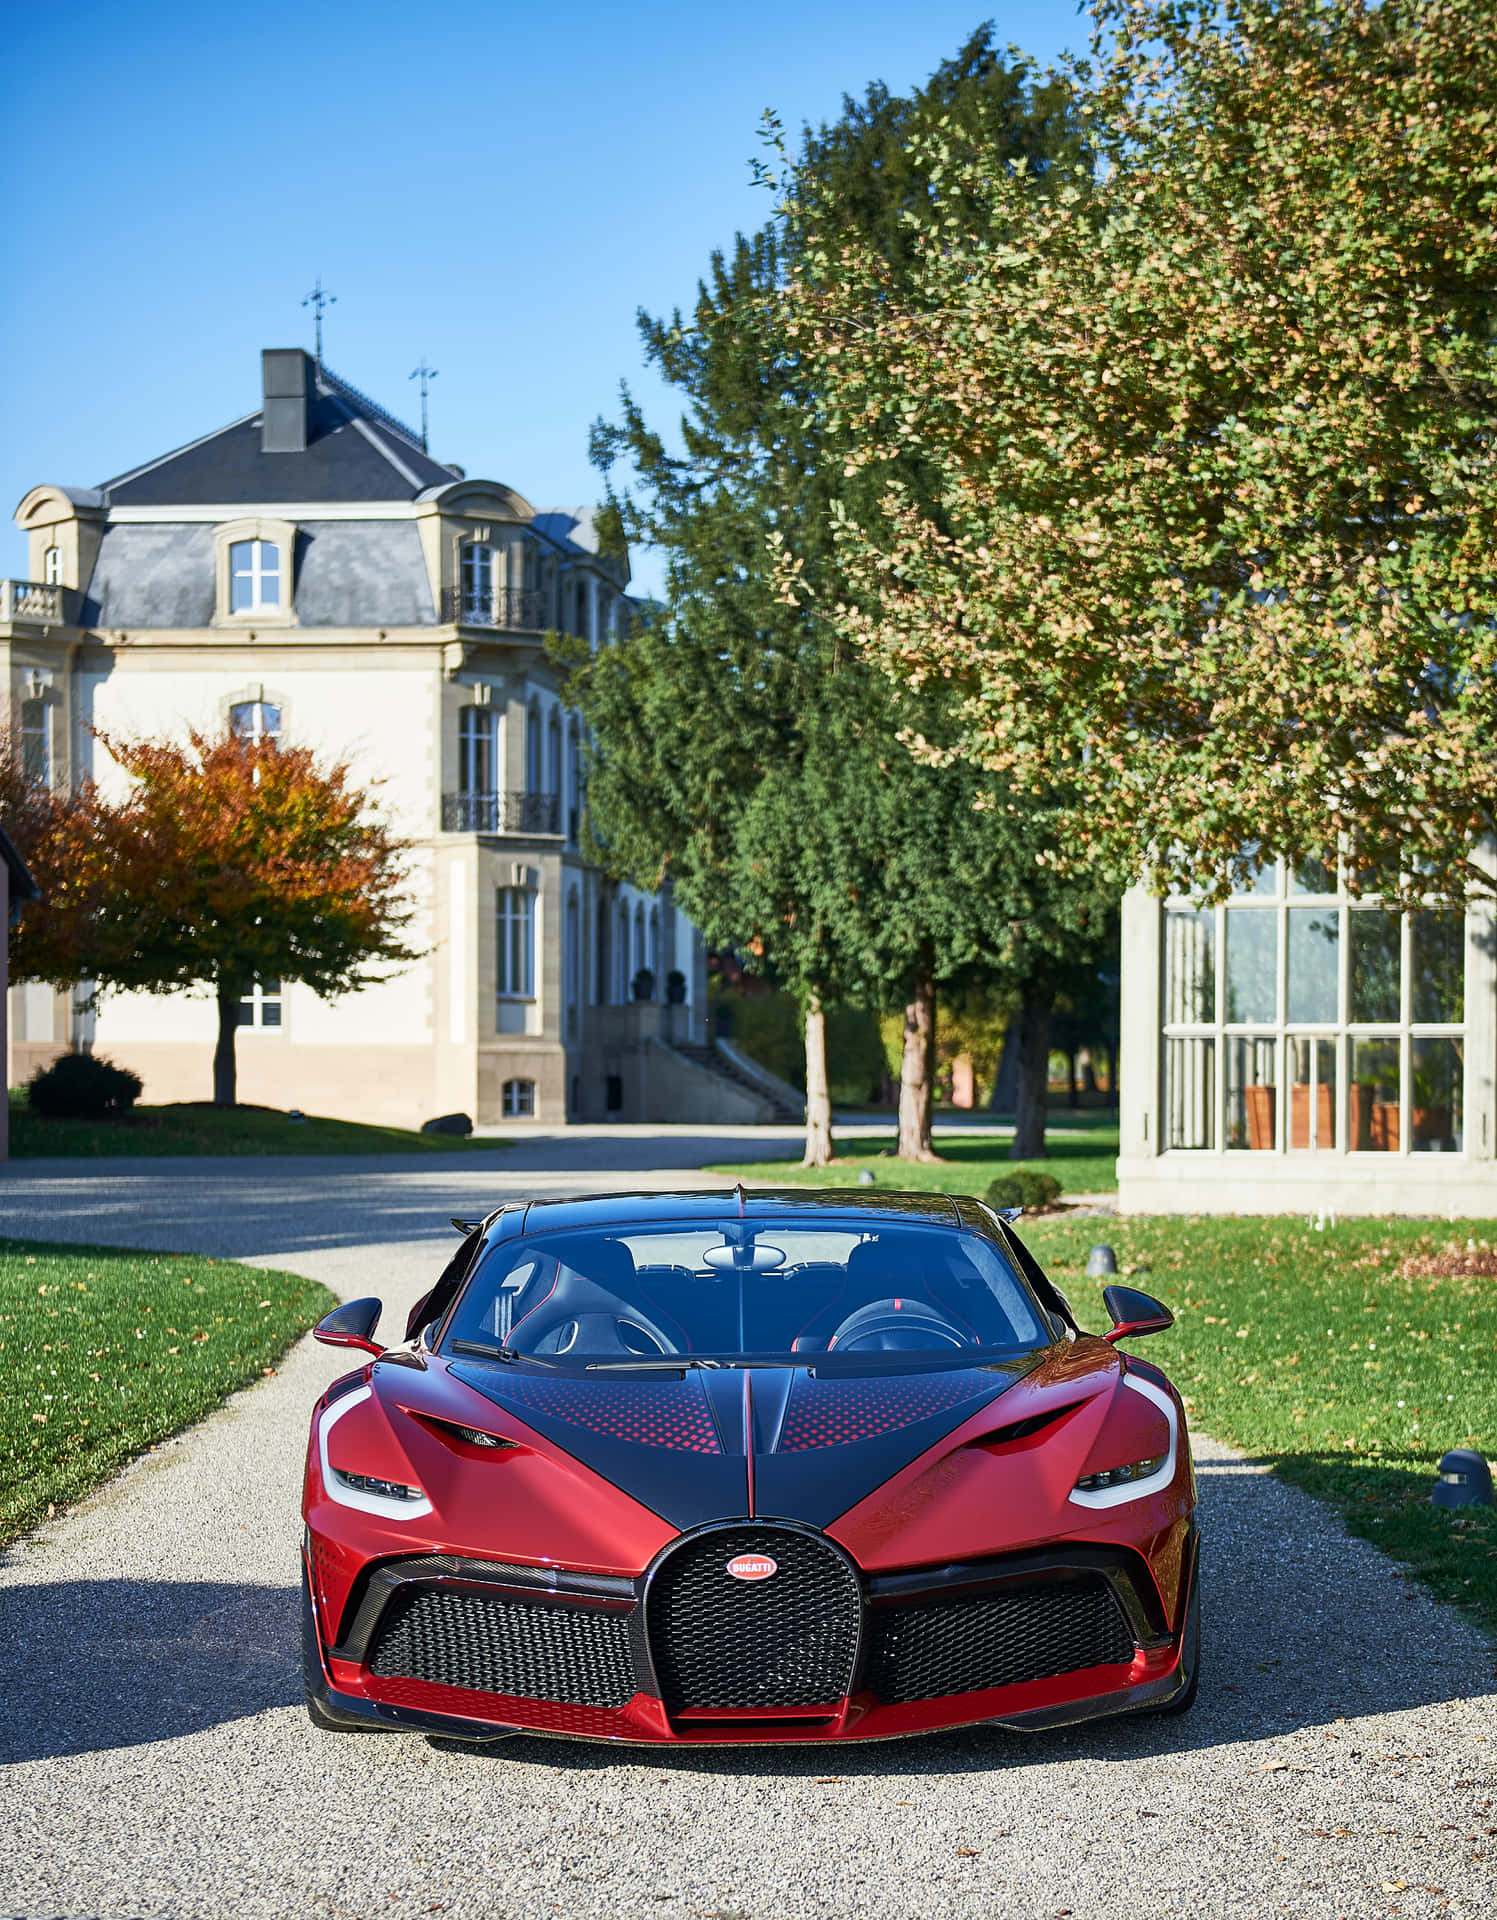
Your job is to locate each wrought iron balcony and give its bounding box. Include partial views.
[442,791,562,835]
[442,585,547,631]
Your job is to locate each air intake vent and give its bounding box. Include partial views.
[646,1525,861,1715]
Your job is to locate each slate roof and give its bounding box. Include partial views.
[98,365,458,507]
[84,520,437,628]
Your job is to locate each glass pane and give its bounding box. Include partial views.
[259,573,280,607]
[261,1001,282,1028]
[1165,1036,1216,1150]
[1286,907,1339,1023]
[229,541,252,573]
[1349,911,1401,1023]
[1287,1036,1335,1151]
[1234,846,1277,897]
[1411,911,1464,1024]
[260,704,281,739]
[1349,1036,1400,1151]
[229,574,252,612]
[1225,1037,1277,1150]
[257,541,279,579]
[1288,856,1335,894]
[1165,910,1215,1024]
[1411,1038,1463,1152]
[1225,909,1277,1024]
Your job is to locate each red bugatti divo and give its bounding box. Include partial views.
[301,1190,1199,1746]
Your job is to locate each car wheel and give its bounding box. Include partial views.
[301,1562,368,1733]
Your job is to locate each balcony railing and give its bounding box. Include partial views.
[442,586,547,631]
[442,791,562,835]
[1,580,74,626]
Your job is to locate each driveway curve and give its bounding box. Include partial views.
[1,1134,1494,1920]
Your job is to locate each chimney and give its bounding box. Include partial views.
[260,348,310,454]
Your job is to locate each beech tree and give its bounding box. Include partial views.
[7,725,417,1107]
[565,30,1106,1164]
[785,0,1497,904]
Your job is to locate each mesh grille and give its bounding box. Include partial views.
[368,1587,636,1708]
[647,1527,861,1713]
[777,1372,996,1451]
[468,1372,721,1452]
[864,1578,1134,1705]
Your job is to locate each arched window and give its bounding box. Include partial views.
[20,699,49,787]
[228,539,280,612]
[649,906,660,978]
[502,1078,535,1118]
[525,699,542,794]
[547,709,562,797]
[575,580,589,641]
[230,700,281,744]
[43,546,62,586]
[461,542,493,622]
[568,720,582,841]
[634,905,647,993]
[565,891,581,1040]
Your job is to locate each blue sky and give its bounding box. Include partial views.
[3,2,1082,595]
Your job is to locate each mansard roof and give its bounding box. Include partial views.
[98,362,459,507]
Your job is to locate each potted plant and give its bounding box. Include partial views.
[631,967,656,1002]
[664,969,688,1005]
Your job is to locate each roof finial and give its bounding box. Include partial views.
[409,360,439,451]
[302,276,337,366]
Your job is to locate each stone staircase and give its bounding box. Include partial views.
[669,1042,805,1124]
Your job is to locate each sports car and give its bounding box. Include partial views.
[301,1189,1199,1746]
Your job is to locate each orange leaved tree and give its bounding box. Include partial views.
[84,725,418,1107]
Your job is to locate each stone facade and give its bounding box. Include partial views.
[2,348,748,1129]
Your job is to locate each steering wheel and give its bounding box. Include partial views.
[515,1303,681,1359]
[826,1297,970,1353]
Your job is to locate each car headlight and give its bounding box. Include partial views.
[318,1385,433,1520]
[1075,1454,1166,1493]
[331,1467,424,1501]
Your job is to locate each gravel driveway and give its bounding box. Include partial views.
[1,1137,1494,1920]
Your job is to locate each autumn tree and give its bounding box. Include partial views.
[786,0,1497,904]
[24,725,417,1107]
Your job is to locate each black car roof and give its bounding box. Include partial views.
[512,1188,964,1236]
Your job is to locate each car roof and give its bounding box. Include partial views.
[510,1187,965,1236]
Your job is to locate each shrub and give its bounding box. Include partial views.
[27,1052,143,1120]
[983,1168,1063,1213]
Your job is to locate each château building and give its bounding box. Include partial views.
[3,348,792,1128]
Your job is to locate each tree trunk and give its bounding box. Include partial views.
[801,992,835,1168]
[213,979,239,1109]
[1009,980,1055,1161]
[896,967,939,1162]
[1066,1048,1079,1108]
[987,1016,1020,1113]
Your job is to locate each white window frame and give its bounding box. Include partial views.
[496,886,535,1001]
[237,979,283,1029]
[502,1078,536,1118]
[43,545,62,585]
[229,699,281,745]
[1160,861,1468,1158]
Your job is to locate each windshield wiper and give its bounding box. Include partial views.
[447,1339,568,1369]
[583,1356,725,1373]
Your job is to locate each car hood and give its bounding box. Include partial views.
[445,1356,1038,1529]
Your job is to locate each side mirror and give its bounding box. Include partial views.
[314,1296,384,1357]
[1101,1284,1174,1344]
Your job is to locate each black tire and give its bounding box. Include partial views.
[302,1562,368,1733]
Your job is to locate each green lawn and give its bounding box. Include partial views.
[8,1098,508,1158]
[1019,1213,1497,1636]
[1,1236,336,1542]
[710,1115,1119,1197]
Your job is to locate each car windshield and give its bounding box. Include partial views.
[440,1220,1049,1366]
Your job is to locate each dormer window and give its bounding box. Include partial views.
[229,539,280,612]
[461,542,493,621]
[214,518,296,626]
